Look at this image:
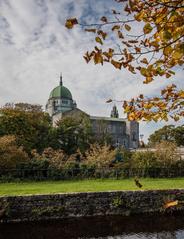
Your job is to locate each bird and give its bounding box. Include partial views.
[134,177,143,188]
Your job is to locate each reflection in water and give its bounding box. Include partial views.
[0,214,183,239]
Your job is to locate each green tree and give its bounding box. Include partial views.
[148,124,184,146]
[0,105,52,153]
[66,0,184,121]
[54,114,93,154]
[148,125,175,146]
[173,125,184,146]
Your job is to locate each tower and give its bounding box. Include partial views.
[110,105,119,118]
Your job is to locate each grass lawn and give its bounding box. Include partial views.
[0,178,184,196]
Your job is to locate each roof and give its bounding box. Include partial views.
[49,85,72,99]
[90,116,127,122]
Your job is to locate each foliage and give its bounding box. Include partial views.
[54,114,94,154]
[131,150,157,169]
[155,141,180,167]
[0,105,52,153]
[0,135,29,169]
[131,141,180,171]
[65,0,184,121]
[172,125,184,146]
[148,124,184,146]
[83,144,116,168]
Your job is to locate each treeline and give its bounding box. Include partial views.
[0,136,183,180]
[148,125,184,146]
[0,103,183,180]
[0,103,98,155]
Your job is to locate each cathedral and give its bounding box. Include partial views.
[46,75,139,149]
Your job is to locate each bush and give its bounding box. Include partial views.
[155,141,179,167]
[0,135,29,170]
[83,144,116,168]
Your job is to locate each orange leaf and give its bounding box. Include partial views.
[143,77,153,84]
[164,200,178,209]
[111,59,122,69]
[65,18,78,29]
[140,58,148,64]
[94,52,103,64]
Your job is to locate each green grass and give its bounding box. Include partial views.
[0,178,184,196]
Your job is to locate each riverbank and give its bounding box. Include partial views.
[0,188,184,223]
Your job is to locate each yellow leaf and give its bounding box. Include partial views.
[124,24,131,31]
[134,11,145,21]
[179,91,184,98]
[128,112,135,121]
[143,23,153,34]
[144,103,153,109]
[143,77,153,84]
[95,37,103,45]
[163,46,173,56]
[65,18,78,29]
[172,51,183,60]
[140,67,151,77]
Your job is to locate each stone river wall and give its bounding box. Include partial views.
[0,189,184,223]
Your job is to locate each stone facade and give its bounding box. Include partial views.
[0,189,184,223]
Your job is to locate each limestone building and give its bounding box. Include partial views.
[46,75,139,149]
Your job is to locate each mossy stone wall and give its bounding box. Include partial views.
[0,189,184,223]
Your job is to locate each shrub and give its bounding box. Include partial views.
[83,144,116,168]
[0,135,29,170]
[155,141,180,167]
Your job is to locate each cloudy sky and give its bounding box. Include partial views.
[0,0,183,141]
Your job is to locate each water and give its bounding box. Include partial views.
[0,214,184,239]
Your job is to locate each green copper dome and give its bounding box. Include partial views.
[49,85,72,99]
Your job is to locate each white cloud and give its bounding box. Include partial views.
[0,0,183,141]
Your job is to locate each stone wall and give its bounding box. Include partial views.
[0,189,184,223]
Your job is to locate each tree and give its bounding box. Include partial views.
[172,125,184,146]
[0,135,29,169]
[65,0,184,121]
[148,125,175,145]
[0,104,52,153]
[4,102,43,112]
[54,114,93,154]
[148,124,184,146]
